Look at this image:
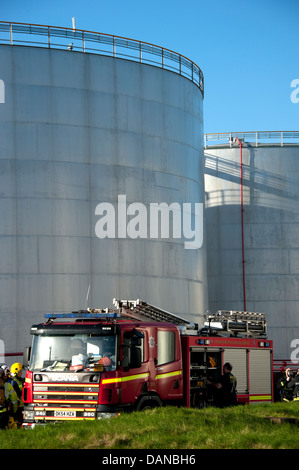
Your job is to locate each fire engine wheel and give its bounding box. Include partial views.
[140,402,155,411]
[136,395,162,411]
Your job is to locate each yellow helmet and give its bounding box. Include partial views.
[10,362,23,376]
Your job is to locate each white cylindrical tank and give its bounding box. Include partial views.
[204,133,299,359]
[0,41,207,355]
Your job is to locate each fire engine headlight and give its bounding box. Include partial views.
[24,410,35,420]
[97,412,120,419]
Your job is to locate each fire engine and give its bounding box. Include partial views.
[22,299,273,427]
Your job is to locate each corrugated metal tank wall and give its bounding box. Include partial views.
[204,141,299,359]
[0,44,207,355]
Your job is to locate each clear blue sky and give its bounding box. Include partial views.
[2,0,298,133]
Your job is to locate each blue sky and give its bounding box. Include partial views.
[1,0,298,133]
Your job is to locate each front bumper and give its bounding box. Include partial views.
[22,405,120,427]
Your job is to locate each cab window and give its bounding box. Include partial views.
[157,330,175,365]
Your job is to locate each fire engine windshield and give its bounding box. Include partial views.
[29,334,117,372]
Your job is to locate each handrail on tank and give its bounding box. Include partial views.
[204,131,299,148]
[0,20,204,96]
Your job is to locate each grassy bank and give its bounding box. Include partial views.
[1,403,299,449]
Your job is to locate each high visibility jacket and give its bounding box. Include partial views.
[219,372,238,407]
[10,376,24,407]
[4,381,18,415]
[278,377,294,402]
[0,377,5,409]
[289,374,299,401]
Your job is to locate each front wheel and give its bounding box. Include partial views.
[136,395,162,411]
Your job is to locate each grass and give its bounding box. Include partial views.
[1,403,299,449]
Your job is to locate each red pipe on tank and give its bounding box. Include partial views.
[236,138,246,311]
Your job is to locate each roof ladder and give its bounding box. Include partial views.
[113,298,195,329]
[203,310,267,337]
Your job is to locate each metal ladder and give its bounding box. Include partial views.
[203,310,267,337]
[113,298,195,328]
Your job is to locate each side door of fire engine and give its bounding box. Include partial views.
[154,326,183,402]
[119,327,149,407]
[223,348,248,403]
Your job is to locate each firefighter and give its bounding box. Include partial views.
[0,367,7,429]
[288,369,299,402]
[277,368,295,402]
[69,338,87,370]
[0,364,18,429]
[207,362,237,408]
[10,362,24,426]
[98,356,113,370]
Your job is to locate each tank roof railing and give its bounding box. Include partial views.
[0,21,204,95]
[204,131,299,148]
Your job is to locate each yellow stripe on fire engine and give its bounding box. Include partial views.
[34,407,96,411]
[35,416,95,421]
[101,372,149,385]
[33,391,98,396]
[155,370,182,380]
[249,395,272,401]
[34,383,99,388]
[33,399,98,404]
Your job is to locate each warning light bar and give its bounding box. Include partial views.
[45,310,120,320]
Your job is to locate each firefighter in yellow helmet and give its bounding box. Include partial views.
[0,364,18,429]
[10,363,24,427]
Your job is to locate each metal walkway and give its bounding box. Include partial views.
[203,310,267,337]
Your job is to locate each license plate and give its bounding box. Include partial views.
[54,410,76,418]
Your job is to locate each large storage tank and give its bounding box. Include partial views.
[204,132,299,360]
[0,23,207,357]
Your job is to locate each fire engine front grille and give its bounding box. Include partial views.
[33,382,100,405]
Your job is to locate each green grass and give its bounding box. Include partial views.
[1,403,299,449]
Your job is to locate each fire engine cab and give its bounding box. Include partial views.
[22,299,273,427]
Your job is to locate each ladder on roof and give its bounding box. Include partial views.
[113,298,194,328]
[203,310,267,337]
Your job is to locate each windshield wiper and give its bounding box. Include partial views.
[41,360,58,371]
[41,360,70,371]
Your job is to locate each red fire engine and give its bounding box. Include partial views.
[22,299,273,427]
